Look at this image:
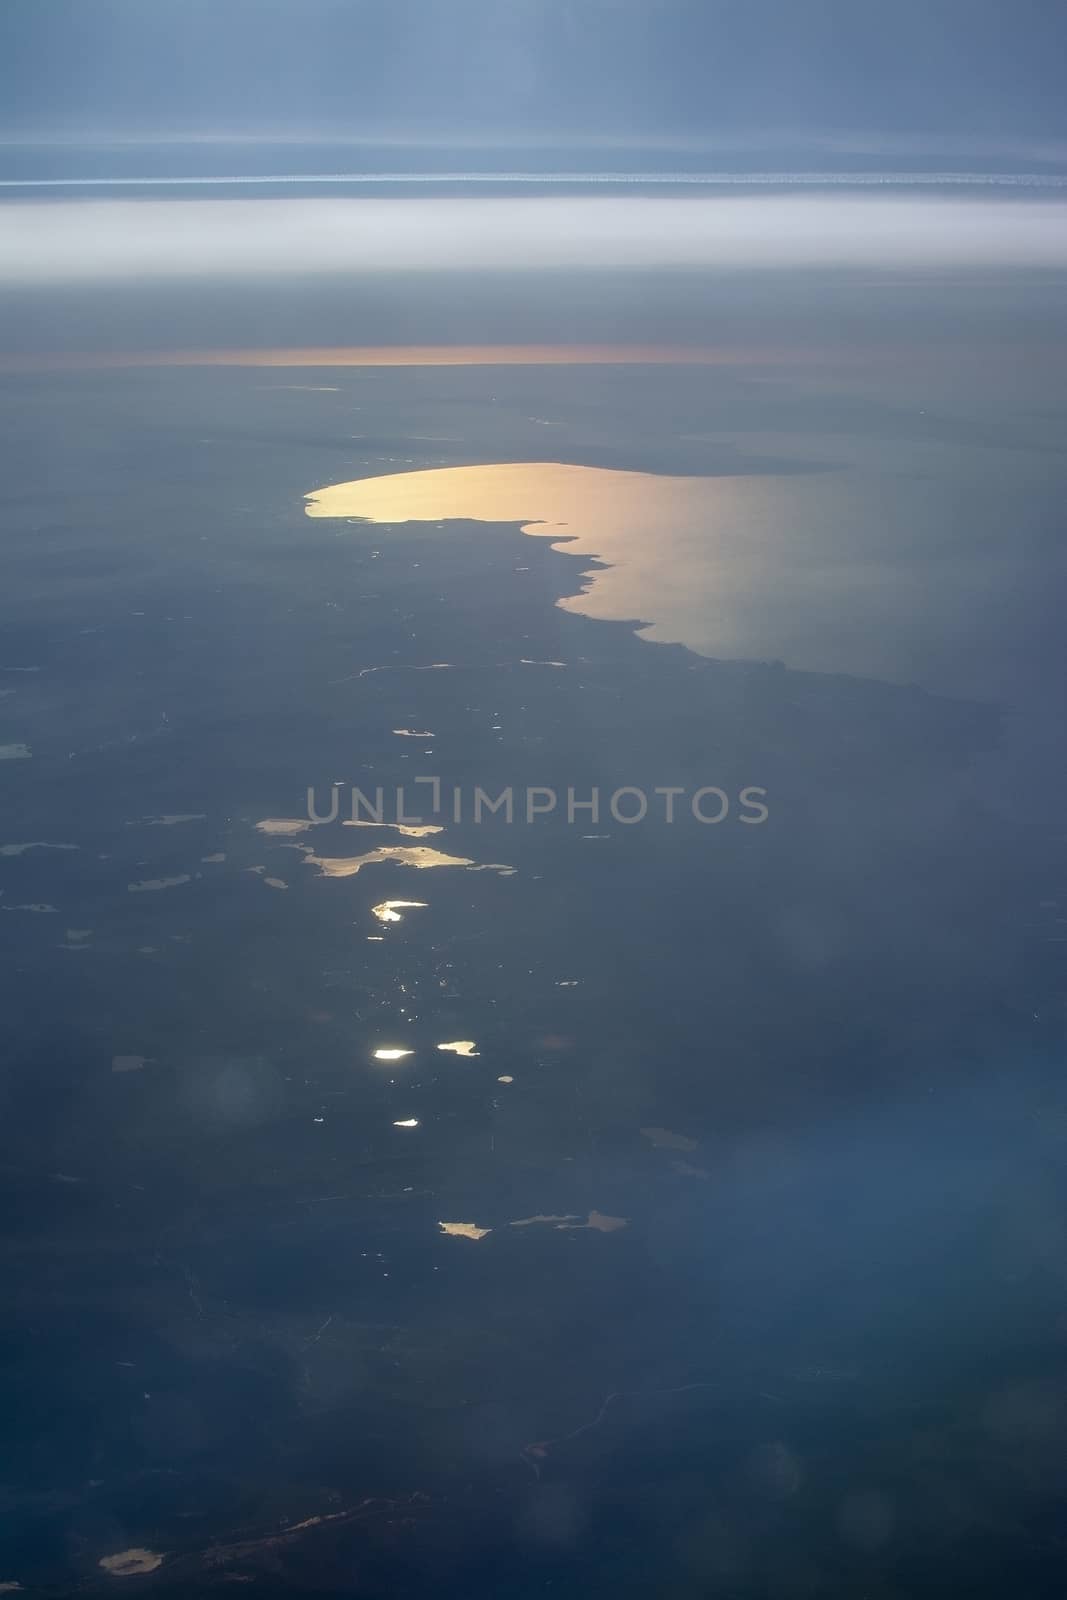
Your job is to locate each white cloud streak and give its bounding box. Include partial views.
[2,195,1067,284]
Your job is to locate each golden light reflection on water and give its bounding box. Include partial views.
[372,899,427,924]
[256,818,314,837]
[302,844,514,879]
[438,1221,491,1240]
[344,820,443,838]
[305,460,714,544]
[305,458,974,685]
[98,1550,165,1577]
[257,817,444,839]
[5,345,765,374]
[303,845,475,878]
[304,460,771,658]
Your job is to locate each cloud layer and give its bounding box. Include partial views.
[4,195,1067,284]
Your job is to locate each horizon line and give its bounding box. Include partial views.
[2,170,1067,192]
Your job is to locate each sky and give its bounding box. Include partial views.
[1,0,1066,163]
[2,3,1066,334]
